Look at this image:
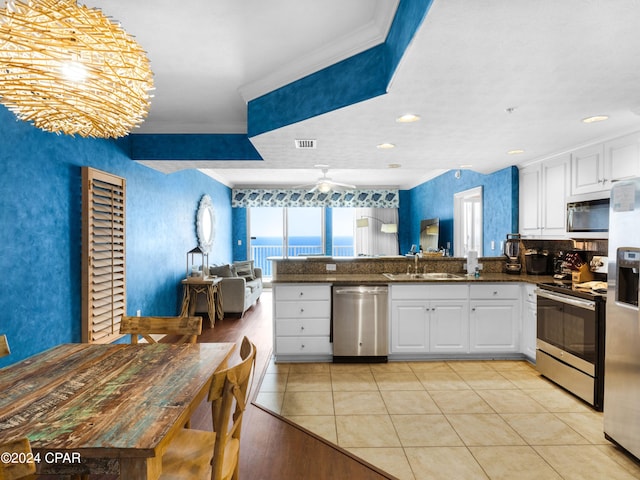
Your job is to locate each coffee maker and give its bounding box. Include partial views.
[503,233,522,274]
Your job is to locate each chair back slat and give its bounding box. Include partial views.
[119,316,202,344]
[0,437,36,480]
[209,336,256,480]
[0,335,10,358]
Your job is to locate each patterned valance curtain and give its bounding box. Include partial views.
[232,188,399,208]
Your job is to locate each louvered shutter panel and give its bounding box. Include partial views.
[82,167,126,343]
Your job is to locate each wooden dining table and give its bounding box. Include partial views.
[0,342,235,479]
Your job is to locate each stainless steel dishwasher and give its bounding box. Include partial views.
[332,285,388,362]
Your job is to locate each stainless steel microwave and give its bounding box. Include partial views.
[566,193,610,238]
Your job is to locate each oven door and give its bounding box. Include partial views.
[536,289,597,376]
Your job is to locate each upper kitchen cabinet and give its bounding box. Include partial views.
[571,132,640,195]
[519,153,570,238]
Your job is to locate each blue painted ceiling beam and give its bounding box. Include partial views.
[127,0,434,162]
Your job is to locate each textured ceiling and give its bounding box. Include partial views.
[85,0,640,189]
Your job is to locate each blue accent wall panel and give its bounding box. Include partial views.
[129,133,262,161]
[232,207,248,262]
[0,107,232,367]
[406,167,518,257]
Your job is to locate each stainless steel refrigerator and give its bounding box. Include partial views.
[605,177,640,459]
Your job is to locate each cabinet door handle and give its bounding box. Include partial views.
[472,307,476,312]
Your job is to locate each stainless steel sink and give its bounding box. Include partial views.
[422,272,464,279]
[382,272,464,280]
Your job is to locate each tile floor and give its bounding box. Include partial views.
[255,359,640,480]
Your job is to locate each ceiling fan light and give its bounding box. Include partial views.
[317,182,332,193]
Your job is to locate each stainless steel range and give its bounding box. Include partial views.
[535,282,606,410]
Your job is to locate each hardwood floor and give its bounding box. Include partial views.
[194,290,395,480]
[41,290,393,480]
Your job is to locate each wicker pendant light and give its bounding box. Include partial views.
[0,0,154,138]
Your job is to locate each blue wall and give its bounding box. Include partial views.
[402,167,519,257]
[0,107,232,367]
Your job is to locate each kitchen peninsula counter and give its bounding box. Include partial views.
[269,256,554,285]
[271,272,555,285]
[270,256,552,363]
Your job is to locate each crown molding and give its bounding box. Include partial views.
[238,0,399,102]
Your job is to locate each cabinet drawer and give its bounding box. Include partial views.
[276,336,332,355]
[275,284,330,301]
[470,283,520,300]
[391,284,468,300]
[275,300,330,319]
[276,318,330,336]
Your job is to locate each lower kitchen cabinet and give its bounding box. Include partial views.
[469,300,520,352]
[469,283,520,353]
[273,283,332,361]
[521,283,537,362]
[390,284,469,355]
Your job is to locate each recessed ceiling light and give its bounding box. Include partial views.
[582,115,609,124]
[377,143,395,149]
[388,163,402,169]
[459,164,473,168]
[396,114,420,123]
[508,149,525,155]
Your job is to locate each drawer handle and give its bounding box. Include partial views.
[300,308,304,313]
[300,326,305,331]
[301,344,305,349]
[299,292,304,297]
[493,291,498,295]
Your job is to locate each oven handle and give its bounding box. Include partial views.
[535,289,596,311]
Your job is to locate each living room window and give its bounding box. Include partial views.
[249,207,324,277]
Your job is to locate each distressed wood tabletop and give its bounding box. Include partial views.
[0,342,235,479]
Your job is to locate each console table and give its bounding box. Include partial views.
[180,276,223,327]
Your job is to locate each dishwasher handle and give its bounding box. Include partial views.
[334,286,388,295]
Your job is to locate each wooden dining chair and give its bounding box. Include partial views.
[0,334,10,357]
[159,336,257,480]
[0,437,37,480]
[119,316,203,344]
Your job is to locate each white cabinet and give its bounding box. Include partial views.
[571,132,640,195]
[541,154,570,236]
[604,132,640,185]
[519,164,541,237]
[391,301,430,353]
[390,284,469,355]
[519,154,570,237]
[273,284,332,361]
[469,284,520,353]
[571,144,605,195]
[521,283,537,362]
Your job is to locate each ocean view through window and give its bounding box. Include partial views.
[249,207,356,277]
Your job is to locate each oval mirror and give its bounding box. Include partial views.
[196,195,215,252]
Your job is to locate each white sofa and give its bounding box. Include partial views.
[196,261,263,317]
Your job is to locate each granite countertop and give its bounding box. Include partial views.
[272,272,555,285]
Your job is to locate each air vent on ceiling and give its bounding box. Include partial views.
[295,139,316,149]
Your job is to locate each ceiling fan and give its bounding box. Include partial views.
[295,165,356,193]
